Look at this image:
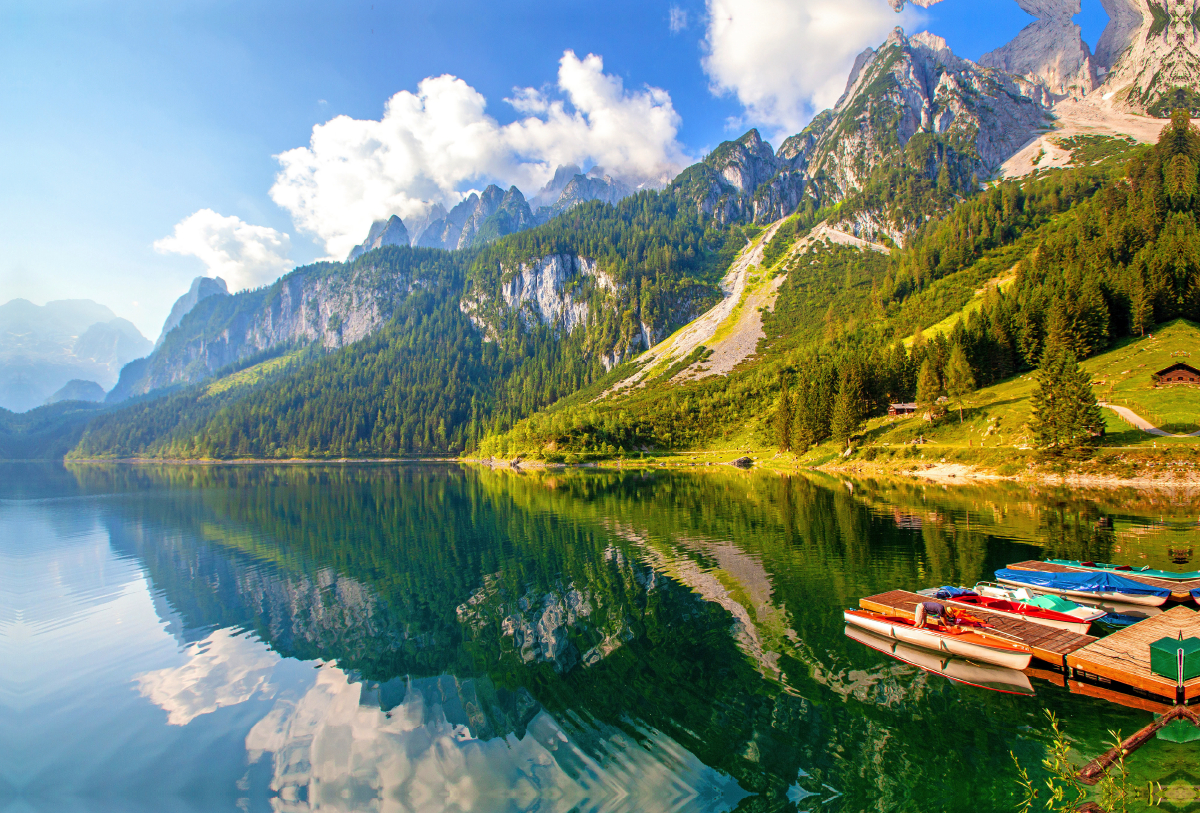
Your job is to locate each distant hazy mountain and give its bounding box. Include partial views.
[0,299,152,411]
[47,379,106,404]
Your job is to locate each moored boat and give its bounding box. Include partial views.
[845,625,1035,695]
[994,568,1171,607]
[843,608,1033,670]
[1045,558,1200,581]
[971,582,1108,626]
[917,587,1095,634]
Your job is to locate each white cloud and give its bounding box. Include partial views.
[669,6,689,33]
[702,0,923,136]
[270,51,689,260]
[155,209,293,292]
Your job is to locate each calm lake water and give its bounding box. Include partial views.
[3,462,1199,813]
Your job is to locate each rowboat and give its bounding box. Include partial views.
[843,608,1033,670]
[845,625,1035,695]
[1046,558,1200,581]
[917,587,1096,634]
[994,568,1171,608]
[971,583,1108,627]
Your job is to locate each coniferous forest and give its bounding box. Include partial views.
[64,112,1200,461]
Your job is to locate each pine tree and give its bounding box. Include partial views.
[916,358,944,421]
[1130,274,1154,336]
[830,367,865,449]
[944,343,976,423]
[1030,345,1105,451]
[774,381,793,451]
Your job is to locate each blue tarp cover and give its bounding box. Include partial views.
[935,586,977,599]
[1192,588,1200,600]
[994,568,1171,598]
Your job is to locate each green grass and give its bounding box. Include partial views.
[902,274,1016,347]
[1087,320,1200,433]
[869,319,1200,450]
[204,351,302,398]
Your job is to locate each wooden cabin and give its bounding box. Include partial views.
[888,403,919,417]
[1153,362,1200,386]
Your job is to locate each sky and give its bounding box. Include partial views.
[1,0,1110,339]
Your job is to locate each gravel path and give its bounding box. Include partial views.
[1100,403,1200,438]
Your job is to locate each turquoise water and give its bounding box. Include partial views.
[1,462,1196,812]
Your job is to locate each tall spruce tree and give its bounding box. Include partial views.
[830,367,866,449]
[1029,344,1105,451]
[944,343,976,423]
[916,358,944,421]
[774,381,794,451]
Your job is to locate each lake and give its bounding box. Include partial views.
[2,462,1198,812]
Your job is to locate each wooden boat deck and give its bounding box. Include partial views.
[1066,605,1200,703]
[859,590,1096,667]
[1006,560,1200,602]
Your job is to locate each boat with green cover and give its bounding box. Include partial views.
[1046,559,1200,581]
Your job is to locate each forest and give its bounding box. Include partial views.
[64,112,1200,462]
[481,112,1200,459]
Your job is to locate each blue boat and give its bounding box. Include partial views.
[1045,558,1200,581]
[994,568,1171,607]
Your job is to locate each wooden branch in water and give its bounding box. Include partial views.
[1076,705,1199,785]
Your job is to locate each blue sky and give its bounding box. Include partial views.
[1,0,1109,338]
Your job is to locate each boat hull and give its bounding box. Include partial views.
[995,577,1168,607]
[845,626,1034,695]
[843,610,1033,670]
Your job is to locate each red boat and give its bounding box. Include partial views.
[918,590,1093,634]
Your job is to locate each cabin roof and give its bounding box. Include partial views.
[1155,362,1200,376]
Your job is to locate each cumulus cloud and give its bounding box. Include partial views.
[155,209,293,292]
[270,51,689,260]
[703,0,923,136]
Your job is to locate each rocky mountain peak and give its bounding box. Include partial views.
[347,215,411,261]
[156,276,229,348]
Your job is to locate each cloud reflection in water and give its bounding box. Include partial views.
[137,628,751,813]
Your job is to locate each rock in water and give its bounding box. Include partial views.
[731,456,754,469]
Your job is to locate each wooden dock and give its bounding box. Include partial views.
[1066,605,1200,703]
[1006,560,1200,602]
[859,590,1096,667]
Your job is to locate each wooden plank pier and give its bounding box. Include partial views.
[1066,605,1200,703]
[858,588,1200,705]
[859,590,1096,667]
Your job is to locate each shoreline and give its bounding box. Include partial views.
[51,452,1200,493]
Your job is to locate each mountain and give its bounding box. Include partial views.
[0,299,151,412]
[415,185,534,250]
[893,0,1200,116]
[156,276,229,347]
[58,16,1199,461]
[535,169,635,220]
[347,216,410,262]
[106,251,442,402]
[48,379,106,404]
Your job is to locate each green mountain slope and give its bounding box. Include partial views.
[477,112,1199,461]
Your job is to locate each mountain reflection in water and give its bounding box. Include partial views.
[3,462,1199,812]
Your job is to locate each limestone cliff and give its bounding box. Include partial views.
[107,254,428,401]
